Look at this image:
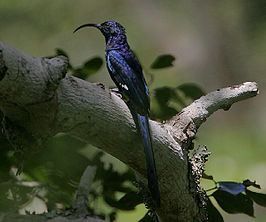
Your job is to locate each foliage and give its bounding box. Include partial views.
[0,50,265,222]
[150,54,175,69]
[205,176,266,221]
[51,48,104,80]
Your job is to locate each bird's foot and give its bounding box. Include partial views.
[110,88,123,99]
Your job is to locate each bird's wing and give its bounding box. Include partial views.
[107,50,150,115]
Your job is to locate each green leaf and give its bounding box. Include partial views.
[138,211,155,222]
[152,87,179,120]
[83,57,103,74]
[55,48,69,58]
[109,211,116,222]
[206,198,224,222]
[118,192,143,210]
[243,179,261,189]
[45,48,73,70]
[154,87,175,104]
[202,173,214,180]
[150,54,175,69]
[246,189,266,207]
[218,181,246,195]
[73,57,103,79]
[101,165,133,192]
[177,83,205,100]
[104,191,135,210]
[212,190,254,217]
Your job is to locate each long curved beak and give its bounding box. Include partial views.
[73,23,100,33]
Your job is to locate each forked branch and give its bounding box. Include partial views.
[0,41,259,222]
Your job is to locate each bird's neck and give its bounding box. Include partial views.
[105,35,130,51]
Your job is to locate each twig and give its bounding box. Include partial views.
[73,166,97,216]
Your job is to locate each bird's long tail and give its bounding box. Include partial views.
[137,114,160,207]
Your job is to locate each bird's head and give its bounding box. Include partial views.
[74,21,126,39]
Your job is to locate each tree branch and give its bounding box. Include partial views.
[0,41,259,222]
[0,165,104,222]
[73,165,97,216]
[0,213,106,222]
[167,82,258,145]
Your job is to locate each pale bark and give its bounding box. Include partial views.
[0,41,259,222]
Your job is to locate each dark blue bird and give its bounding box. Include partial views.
[74,21,160,207]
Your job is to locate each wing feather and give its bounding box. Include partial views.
[107,50,150,115]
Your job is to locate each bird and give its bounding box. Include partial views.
[74,21,160,207]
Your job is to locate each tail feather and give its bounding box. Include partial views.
[137,114,160,207]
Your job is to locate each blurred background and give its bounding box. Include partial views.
[0,0,265,221]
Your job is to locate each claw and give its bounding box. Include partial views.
[110,88,123,99]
